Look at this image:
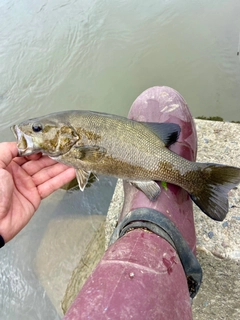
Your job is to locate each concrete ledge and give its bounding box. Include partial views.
[61,219,106,314]
[192,248,240,319]
[34,215,106,316]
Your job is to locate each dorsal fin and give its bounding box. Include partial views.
[141,122,181,147]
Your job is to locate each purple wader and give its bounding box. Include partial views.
[63,87,201,320]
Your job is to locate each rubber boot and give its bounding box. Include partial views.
[120,86,197,252]
[63,86,199,320]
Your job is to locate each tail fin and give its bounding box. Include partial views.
[190,164,240,221]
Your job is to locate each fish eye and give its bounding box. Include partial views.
[32,123,43,132]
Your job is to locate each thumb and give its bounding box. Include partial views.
[0,142,18,169]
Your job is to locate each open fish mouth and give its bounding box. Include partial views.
[11,125,35,156]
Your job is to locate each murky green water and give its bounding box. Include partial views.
[1,0,240,318]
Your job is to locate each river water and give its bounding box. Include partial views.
[1,0,240,319]
[1,0,240,143]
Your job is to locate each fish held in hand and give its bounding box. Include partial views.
[11,110,240,221]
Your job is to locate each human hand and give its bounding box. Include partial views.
[0,142,76,243]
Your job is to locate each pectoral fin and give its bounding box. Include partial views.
[73,145,107,162]
[76,169,91,191]
[129,180,161,201]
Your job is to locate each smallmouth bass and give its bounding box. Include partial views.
[11,110,240,221]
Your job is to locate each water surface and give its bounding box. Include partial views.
[1,0,240,143]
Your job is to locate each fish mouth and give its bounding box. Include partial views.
[11,125,35,156]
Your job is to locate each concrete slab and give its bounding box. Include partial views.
[34,215,105,316]
[61,219,106,314]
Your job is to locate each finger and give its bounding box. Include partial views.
[21,156,59,176]
[13,154,45,168]
[25,153,42,161]
[32,162,75,186]
[37,167,76,199]
[0,142,18,169]
[13,153,42,167]
[13,153,43,167]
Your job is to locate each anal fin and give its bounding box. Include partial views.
[129,180,161,201]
